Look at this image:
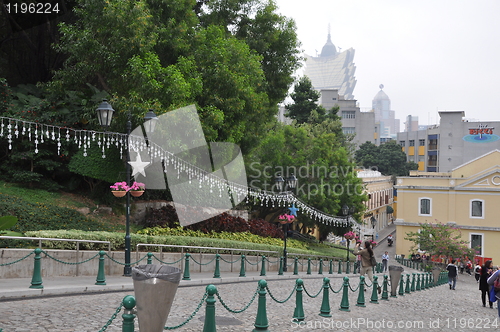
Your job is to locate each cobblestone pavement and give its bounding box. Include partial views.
[1,269,498,332]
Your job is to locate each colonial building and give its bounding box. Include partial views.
[394,150,500,264]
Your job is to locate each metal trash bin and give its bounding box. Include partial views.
[132,265,181,332]
[432,267,441,285]
[388,265,404,296]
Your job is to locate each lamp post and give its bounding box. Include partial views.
[274,173,298,272]
[96,101,158,276]
[342,204,355,262]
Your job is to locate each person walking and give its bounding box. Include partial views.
[487,267,500,317]
[447,259,458,290]
[353,240,375,283]
[475,263,482,283]
[480,260,494,308]
[381,251,389,272]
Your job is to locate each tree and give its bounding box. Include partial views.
[405,223,478,262]
[285,76,326,124]
[355,141,418,176]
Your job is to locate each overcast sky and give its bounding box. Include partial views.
[274,0,500,128]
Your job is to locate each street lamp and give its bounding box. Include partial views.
[274,173,298,272]
[96,101,157,276]
[342,204,355,262]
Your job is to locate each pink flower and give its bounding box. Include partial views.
[110,181,129,191]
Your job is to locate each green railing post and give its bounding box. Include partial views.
[203,285,217,332]
[356,275,366,307]
[182,253,191,281]
[278,257,284,275]
[239,255,246,277]
[319,277,332,317]
[30,248,43,289]
[411,273,416,292]
[381,275,389,300]
[252,280,269,332]
[213,254,221,278]
[307,258,312,275]
[293,257,298,275]
[416,273,421,291]
[338,260,343,274]
[95,250,106,285]
[398,275,405,296]
[293,279,305,322]
[339,276,350,311]
[346,261,351,274]
[329,259,333,274]
[370,275,379,304]
[146,252,153,264]
[260,256,266,277]
[404,274,411,293]
[318,259,323,275]
[122,295,136,332]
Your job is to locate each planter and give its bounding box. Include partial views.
[130,191,144,197]
[112,191,127,197]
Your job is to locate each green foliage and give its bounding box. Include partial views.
[404,222,477,260]
[355,141,419,176]
[0,215,18,235]
[68,144,125,183]
[285,76,326,124]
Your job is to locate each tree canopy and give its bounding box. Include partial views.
[355,141,418,176]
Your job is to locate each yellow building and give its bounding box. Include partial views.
[394,150,500,264]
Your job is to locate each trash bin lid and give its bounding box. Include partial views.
[132,265,182,283]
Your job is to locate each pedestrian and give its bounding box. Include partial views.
[480,260,494,308]
[381,251,389,272]
[488,267,500,318]
[474,263,482,283]
[466,260,473,276]
[353,240,375,283]
[355,254,362,273]
[459,261,465,274]
[447,259,458,290]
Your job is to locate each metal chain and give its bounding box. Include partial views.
[264,257,280,264]
[302,283,323,298]
[41,250,99,265]
[151,254,184,265]
[309,260,318,267]
[244,257,259,266]
[216,287,258,314]
[165,293,208,330]
[364,279,373,288]
[265,284,297,304]
[104,253,147,265]
[98,303,123,332]
[0,251,33,266]
[348,282,360,292]
[219,256,240,264]
[190,255,216,266]
[329,282,343,294]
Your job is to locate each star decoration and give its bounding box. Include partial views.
[288,203,299,217]
[128,153,150,177]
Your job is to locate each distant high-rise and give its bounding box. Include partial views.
[372,84,400,138]
[303,31,356,99]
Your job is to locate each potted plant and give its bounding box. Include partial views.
[278,214,295,224]
[110,182,129,197]
[129,181,146,197]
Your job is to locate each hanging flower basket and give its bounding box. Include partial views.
[278,214,295,224]
[130,190,144,197]
[112,191,127,197]
[110,181,145,197]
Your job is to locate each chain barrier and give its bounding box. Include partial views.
[151,254,184,265]
[216,286,259,314]
[364,279,373,288]
[191,255,216,266]
[104,253,147,265]
[244,257,259,266]
[165,292,208,330]
[0,250,34,266]
[309,260,318,267]
[348,282,360,292]
[264,257,280,264]
[328,282,343,293]
[41,250,99,265]
[302,283,323,298]
[219,256,241,264]
[265,284,297,303]
[98,302,123,332]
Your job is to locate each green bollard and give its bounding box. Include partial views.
[318,259,323,275]
[356,276,366,307]
[405,274,411,293]
[260,256,266,277]
[278,257,284,275]
[338,260,343,274]
[182,253,191,281]
[346,261,351,274]
[293,279,305,321]
[203,285,217,332]
[239,255,246,277]
[329,259,333,274]
[252,280,269,332]
[30,248,43,289]
[146,252,153,264]
[398,275,405,296]
[122,295,136,332]
[339,276,350,311]
[307,258,312,275]
[381,275,389,300]
[426,272,430,289]
[293,257,299,275]
[411,273,416,292]
[370,275,379,304]
[319,277,332,317]
[416,273,421,291]
[95,250,106,285]
[213,254,221,278]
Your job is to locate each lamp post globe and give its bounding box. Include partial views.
[96,99,114,130]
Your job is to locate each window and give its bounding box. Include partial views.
[409,140,415,146]
[419,139,425,146]
[419,198,431,216]
[342,127,356,134]
[471,234,483,256]
[399,141,405,147]
[471,200,484,218]
[341,111,356,119]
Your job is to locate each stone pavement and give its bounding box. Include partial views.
[2,225,499,331]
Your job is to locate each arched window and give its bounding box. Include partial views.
[419,197,431,216]
[470,199,484,218]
